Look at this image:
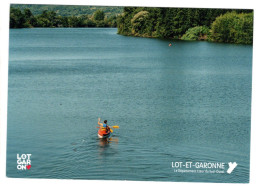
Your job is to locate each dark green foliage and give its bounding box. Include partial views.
[130,11,150,36]
[9,6,119,28]
[117,7,253,44]
[9,5,253,44]
[10,8,26,28]
[210,12,253,44]
[117,7,136,36]
[118,7,236,38]
[181,26,210,41]
[11,4,123,17]
[93,10,105,21]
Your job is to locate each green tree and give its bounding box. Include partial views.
[181,26,209,40]
[36,10,57,27]
[117,7,138,35]
[24,8,33,19]
[23,8,37,27]
[210,12,253,44]
[10,8,26,28]
[131,11,149,36]
[85,19,96,27]
[67,16,80,27]
[93,10,105,21]
[36,17,51,27]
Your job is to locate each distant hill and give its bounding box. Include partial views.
[10,4,123,17]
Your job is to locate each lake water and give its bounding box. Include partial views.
[7,28,252,183]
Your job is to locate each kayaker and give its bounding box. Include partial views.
[98,118,110,132]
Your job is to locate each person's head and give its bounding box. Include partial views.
[104,120,107,124]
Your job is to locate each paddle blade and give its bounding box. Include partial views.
[110,129,113,133]
[112,126,119,129]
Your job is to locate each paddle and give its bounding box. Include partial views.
[111,126,119,129]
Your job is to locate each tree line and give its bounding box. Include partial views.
[11,4,123,17]
[10,6,253,44]
[10,7,118,28]
[117,7,253,44]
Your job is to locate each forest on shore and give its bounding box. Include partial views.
[10,4,123,17]
[10,7,118,28]
[10,5,253,44]
[117,7,253,44]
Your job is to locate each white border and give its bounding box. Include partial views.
[0,1,259,187]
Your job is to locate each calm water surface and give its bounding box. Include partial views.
[7,28,252,182]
